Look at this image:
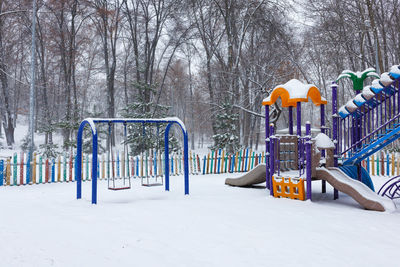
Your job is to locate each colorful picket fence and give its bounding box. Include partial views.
[363,151,400,177]
[0,150,202,186]
[201,148,266,175]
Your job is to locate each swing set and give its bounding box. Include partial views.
[76,117,189,204]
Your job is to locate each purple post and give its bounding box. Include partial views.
[385,96,387,129]
[338,119,341,153]
[363,108,366,137]
[367,107,371,135]
[376,98,379,132]
[265,105,270,190]
[320,104,325,156]
[351,118,355,148]
[296,102,301,137]
[380,95,383,132]
[289,106,293,135]
[398,81,400,114]
[331,82,339,200]
[306,122,312,200]
[320,104,326,193]
[269,124,275,196]
[346,119,348,154]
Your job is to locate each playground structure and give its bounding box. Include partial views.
[226,72,400,211]
[76,117,189,204]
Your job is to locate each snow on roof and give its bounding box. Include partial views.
[262,79,327,107]
[337,68,379,82]
[389,65,400,79]
[380,72,394,87]
[315,133,335,149]
[367,71,379,78]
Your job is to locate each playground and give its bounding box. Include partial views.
[0,172,398,266]
[2,66,400,266]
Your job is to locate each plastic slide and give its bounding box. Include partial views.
[315,167,395,212]
[225,164,266,187]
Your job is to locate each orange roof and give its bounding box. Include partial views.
[262,79,327,107]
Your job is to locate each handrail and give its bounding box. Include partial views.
[341,112,400,155]
[340,88,398,155]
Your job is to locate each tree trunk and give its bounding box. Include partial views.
[0,2,14,147]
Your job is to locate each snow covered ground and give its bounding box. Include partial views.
[0,173,399,267]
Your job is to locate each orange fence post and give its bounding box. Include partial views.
[6,158,11,186]
[371,154,375,176]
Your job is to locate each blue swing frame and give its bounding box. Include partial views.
[76,117,190,204]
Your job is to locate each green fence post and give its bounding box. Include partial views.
[13,153,17,185]
[63,152,67,182]
[39,155,43,184]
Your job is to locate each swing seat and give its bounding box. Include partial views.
[141,182,163,187]
[108,176,131,190]
[141,175,164,187]
[108,185,131,190]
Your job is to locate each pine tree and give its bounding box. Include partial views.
[37,122,60,159]
[82,108,107,154]
[57,119,79,149]
[212,103,240,154]
[122,82,179,155]
[20,134,37,152]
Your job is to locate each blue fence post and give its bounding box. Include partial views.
[0,160,3,186]
[136,157,139,177]
[387,153,390,176]
[26,153,31,184]
[366,157,370,174]
[51,159,55,183]
[244,148,249,172]
[231,155,235,173]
